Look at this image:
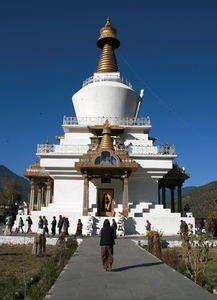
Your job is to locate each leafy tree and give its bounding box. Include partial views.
[208,211,217,220]
[2,180,22,205]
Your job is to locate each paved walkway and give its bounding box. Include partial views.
[44,236,216,300]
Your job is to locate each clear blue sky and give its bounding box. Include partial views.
[1,0,217,188]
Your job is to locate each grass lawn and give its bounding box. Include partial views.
[204,247,217,289]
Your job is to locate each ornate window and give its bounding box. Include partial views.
[94,151,117,165]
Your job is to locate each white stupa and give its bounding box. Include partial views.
[24,18,194,235]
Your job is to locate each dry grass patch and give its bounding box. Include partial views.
[161,246,217,293]
[0,240,78,300]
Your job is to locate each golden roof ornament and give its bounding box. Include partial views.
[102,119,111,134]
[96,17,120,73]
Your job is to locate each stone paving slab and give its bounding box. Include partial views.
[45,237,216,300]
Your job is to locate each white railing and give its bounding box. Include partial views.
[37,144,176,155]
[125,145,158,155]
[63,116,151,126]
[37,144,89,154]
[37,144,56,153]
[125,145,176,155]
[24,168,46,173]
[157,145,176,155]
[82,75,132,88]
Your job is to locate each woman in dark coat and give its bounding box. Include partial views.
[99,219,115,271]
[51,216,57,236]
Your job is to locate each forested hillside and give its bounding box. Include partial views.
[0,165,29,203]
[167,181,217,219]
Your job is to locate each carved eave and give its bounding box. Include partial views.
[158,163,190,189]
[75,149,138,176]
[55,135,65,141]
[23,171,50,178]
[23,162,51,181]
[88,125,125,136]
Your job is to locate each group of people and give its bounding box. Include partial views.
[197,218,217,237]
[56,215,71,236]
[37,215,71,237]
[16,216,33,233]
[37,215,84,237]
[3,214,118,272]
[4,215,33,236]
[38,216,50,236]
[4,214,85,237]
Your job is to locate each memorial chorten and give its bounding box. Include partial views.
[24,18,193,235]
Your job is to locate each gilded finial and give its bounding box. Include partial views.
[105,17,111,26]
[96,18,120,73]
[97,17,120,49]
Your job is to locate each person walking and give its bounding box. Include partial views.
[111,219,117,239]
[99,219,115,271]
[38,216,43,229]
[210,219,216,237]
[4,214,13,236]
[17,217,24,233]
[65,217,70,236]
[51,216,57,236]
[26,216,33,233]
[204,220,210,234]
[60,217,67,236]
[57,215,63,234]
[145,220,151,231]
[75,219,83,237]
[180,220,188,241]
[184,203,190,217]
[43,216,49,236]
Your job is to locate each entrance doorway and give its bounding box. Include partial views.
[98,189,114,216]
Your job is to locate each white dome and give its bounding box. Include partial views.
[72,80,140,120]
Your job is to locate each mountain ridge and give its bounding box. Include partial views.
[0,165,29,203]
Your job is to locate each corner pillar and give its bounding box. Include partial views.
[82,173,89,216]
[177,183,183,216]
[158,185,161,204]
[29,179,35,213]
[45,179,51,207]
[36,184,42,211]
[170,186,175,212]
[162,186,166,208]
[122,172,129,216]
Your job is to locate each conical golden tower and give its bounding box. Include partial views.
[96,17,120,73]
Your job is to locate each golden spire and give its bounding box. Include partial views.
[96,17,120,73]
[99,120,114,150]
